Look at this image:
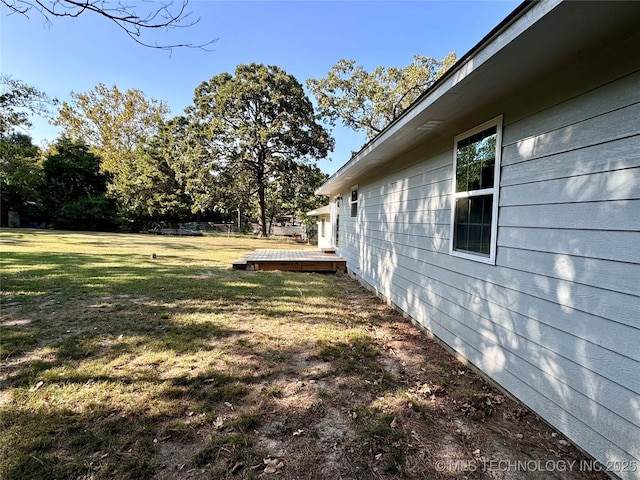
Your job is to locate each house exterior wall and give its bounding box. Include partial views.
[333,68,640,478]
[316,215,332,250]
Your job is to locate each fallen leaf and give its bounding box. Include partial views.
[214,416,224,429]
[29,381,44,392]
[263,457,284,474]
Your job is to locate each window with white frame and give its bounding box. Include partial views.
[350,186,358,218]
[334,196,341,247]
[450,117,502,263]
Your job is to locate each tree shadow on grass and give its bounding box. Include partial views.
[0,337,309,480]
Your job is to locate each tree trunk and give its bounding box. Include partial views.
[257,182,268,237]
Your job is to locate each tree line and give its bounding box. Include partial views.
[1,54,455,235]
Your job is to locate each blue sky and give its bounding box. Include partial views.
[1,0,519,175]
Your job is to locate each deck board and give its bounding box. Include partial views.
[232,249,346,272]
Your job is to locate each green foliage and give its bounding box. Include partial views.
[3,72,330,231]
[0,75,56,134]
[273,163,328,215]
[55,84,169,176]
[40,137,117,230]
[54,84,178,228]
[307,53,457,140]
[115,141,191,231]
[154,115,221,218]
[265,163,328,231]
[0,133,42,226]
[185,63,334,236]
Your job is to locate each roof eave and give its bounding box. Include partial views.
[315,0,543,197]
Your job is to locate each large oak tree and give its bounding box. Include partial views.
[186,63,333,237]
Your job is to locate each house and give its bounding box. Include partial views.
[316,1,640,478]
[306,204,332,249]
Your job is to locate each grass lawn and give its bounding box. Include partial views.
[0,230,607,479]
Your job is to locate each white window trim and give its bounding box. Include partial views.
[350,185,359,218]
[449,115,503,265]
[333,195,342,249]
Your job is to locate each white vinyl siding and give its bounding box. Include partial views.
[335,191,360,272]
[343,68,640,478]
[317,216,332,250]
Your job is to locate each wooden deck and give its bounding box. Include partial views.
[233,249,346,273]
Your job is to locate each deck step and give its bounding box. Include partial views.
[232,249,345,273]
[232,255,249,270]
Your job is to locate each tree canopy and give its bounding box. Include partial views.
[3,52,461,233]
[0,132,42,226]
[49,74,331,233]
[185,63,334,237]
[40,136,116,231]
[0,75,56,135]
[54,84,174,224]
[307,53,457,140]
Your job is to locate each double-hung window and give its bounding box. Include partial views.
[450,116,502,263]
[350,186,358,218]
